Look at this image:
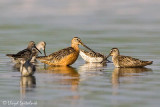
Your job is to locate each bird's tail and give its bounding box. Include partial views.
[146,61,153,65]
[6,54,14,57]
[141,61,153,67]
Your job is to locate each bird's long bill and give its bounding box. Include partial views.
[80,42,96,53]
[34,45,42,54]
[100,53,111,64]
[105,53,111,59]
[44,48,46,56]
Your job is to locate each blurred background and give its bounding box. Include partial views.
[0,0,160,54]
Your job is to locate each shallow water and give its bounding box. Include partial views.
[0,0,160,107]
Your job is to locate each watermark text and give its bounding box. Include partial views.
[2,100,37,106]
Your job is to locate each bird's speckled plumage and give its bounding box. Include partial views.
[37,37,93,66]
[80,49,108,63]
[37,47,78,66]
[6,41,41,63]
[107,48,153,68]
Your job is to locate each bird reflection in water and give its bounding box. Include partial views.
[20,76,36,98]
[79,62,106,72]
[44,66,80,101]
[78,62,106,81]
[112,67,152,95]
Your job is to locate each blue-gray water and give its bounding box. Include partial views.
[0,0,160,107]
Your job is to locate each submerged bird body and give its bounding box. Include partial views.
[37,37,93,66]
[20,59,36,76]
[80,49,107,63]
[107,48,152,68]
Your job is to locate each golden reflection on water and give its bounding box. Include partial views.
[46,66,80,90]
[112,67,152,95]
[46,66,80,101]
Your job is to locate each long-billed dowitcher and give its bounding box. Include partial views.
[37,37,93,66]
[6,41,41,63]
[20,57,36,76]
[31,41,46,62]
[105,48,153,68]
[80,49,110,63]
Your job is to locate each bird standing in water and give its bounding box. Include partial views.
[80,49,110,63]
[104,48,153,68]
[37,37,93,66]
[6,41,41,63]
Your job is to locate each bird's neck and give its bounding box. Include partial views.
[112,55,120,67]
[36,43,41,50]
[71,44,79,52]
[112,55,118,62]
[27,46,32,50]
